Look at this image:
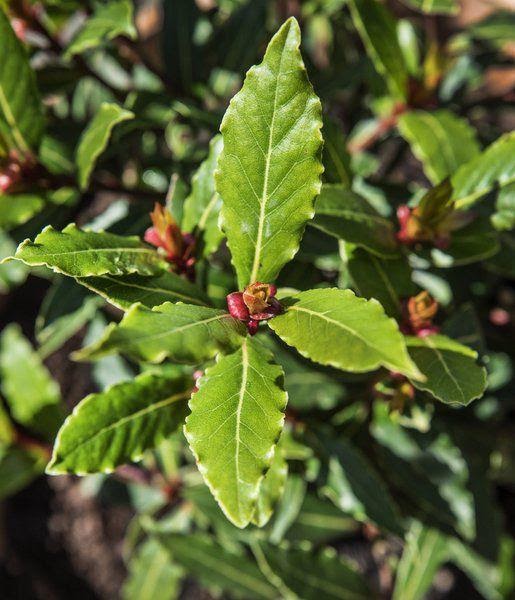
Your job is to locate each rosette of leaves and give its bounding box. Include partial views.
[7,15,494,534]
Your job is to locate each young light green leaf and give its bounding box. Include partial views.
[269,288,423,379]
[398,110,480,184]
[452,131,515,209]
[322,437,403,536]
[47,372,191,475]
[393,521,448,600]
[76,102,134,190]
[216,17,323,287]
[348,0,408,99]
[345,246,416,318]
[252,433,288,527]
[77,271,210,310]
[156,532,277,599]
[406,334,487,405]
[0,7,44,155]
[0,324,63,440]
[254,542,373,600]
[65,0,137,59]
[398,0,458,15]
[182,134,224,256]
[185,337,287,528]
[123,538,182,600]
[75,302,246,364]
[13,224,167,277]
[311,185,399,258]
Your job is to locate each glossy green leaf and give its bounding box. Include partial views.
[185,337,287,528]
[312,185,399,257]
[322,437,403,535]
[252,433,288,527]
[123,538,182,600]
[398,0,458,15]
[47,372,191,475]
[182,135,224,256]
[348,0,408,99]
[0,7,44,155]
[75,302,246,364]
[322,116,352,187]
[398,110,480,184]
[78,272,210,310]
[393,521,448,600]
[65,0,137,58]
[345,246,416,317]
[453,131,515,209]
[13,224,166,277]
[216,17,323,287]
[254,542,373,600]
[269,288,422,379]
[406,334,487,405]
[76,102,134,190]
[0,324,63,440]
[156,532,277,599]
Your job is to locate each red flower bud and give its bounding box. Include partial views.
[227,292,250,321]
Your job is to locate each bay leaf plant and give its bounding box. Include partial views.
[0,1,514,598]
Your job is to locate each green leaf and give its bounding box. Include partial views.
[269,288,422,379]
[0,231,27,292]
[348,0,408,99]
[392,521,448,600]
[322,116,352,187]
[75,302,246,364]
[269,474,306,543]
[0,324,63,440]
[216,17,323,287]
[447,539,501,600]
[76,102,134,190]
[182,135,224,256]
[398,110,480,185]
[311,185,399,258]
[78,272,210,310]
[406,334,487,405]
[345,246,415,318]
[65,0,137,59]
[0,188,78,230]
[37,278,102,359]
[491,181,515,231]
[13,224,167,277]
[430,217,499,267]
[123,539,182,600]
[252,433,288,527]
[0,444,47,501]
[452,131,515,209]
[253,542,373,600]
[185,337,287,528]
[0,7,44,155]
[156,532,277,599]
[322,437,403,535]
[397,0,458,15]
[47,372,191,475]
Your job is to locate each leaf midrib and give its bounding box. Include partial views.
[235,338,249,521]
[250,31,288,283]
